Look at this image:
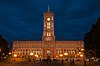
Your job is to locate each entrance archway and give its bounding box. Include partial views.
[47,49,51,59]
[47,56,50,59]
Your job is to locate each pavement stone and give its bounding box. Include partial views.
[0,61,100,66]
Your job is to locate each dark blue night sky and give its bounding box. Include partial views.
[0,0,100,45]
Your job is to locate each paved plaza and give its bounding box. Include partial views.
[0,61,100,66]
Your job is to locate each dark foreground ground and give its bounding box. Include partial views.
[0,61,100,66]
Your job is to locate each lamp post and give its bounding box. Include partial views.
[9,52,11,55]
[64,53,68,61]
[13,54,17,62]
[8,52,11,62]
[60,54,63,60]
[80,54,84,58]
[81,49,84,51]
[35,54,38,60]
[30,53,33,61]
[77,48,86,66]
[9,52,11,58]
[60,54,64,63]
[30,53,33,56]
[13,54,17,58]
[64,53,68,56]
[80,48,87,66]
[88,50,96,66]
[56,56,58,59]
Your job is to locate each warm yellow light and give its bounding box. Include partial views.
[56,56,58,58]
[35,54,38,58]
[13,54,17,57]
[4,57,6,59]
[2,53,5,55]
[79,52,81,54]
[81,49,84,51]
[80,54,83,57]
[30,53,33,55]
[60,54,63,57]
[64,53,68,55]
[9,52,11,55]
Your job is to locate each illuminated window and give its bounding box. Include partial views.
[47,32,49,36]
[51,23,53,27]
[47,22,50,28]
[44,23,46,27]
[48,33,51,36]
[47,32,51,36]
[13,45,15,47]
[47,50,50,54]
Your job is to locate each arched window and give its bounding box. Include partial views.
[48,32,51,36]
[47,32,51,36]
[47,22,50,28]
[47,32,49,36]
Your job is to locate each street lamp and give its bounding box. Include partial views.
[13,54,17,57]
[64,53,68,56]
[30,53,33,56]
[2,53,5,55]
[60,54,63,57]
[13,54,17,62]
[64,53,68,61]
[35,54,38,58]
[9,52,11,55]
[60,54,63,60]
[34,54,38,60]
[80,54,84,57]
[79,52,81,54]
[29,53,34,61]
[8,52,12,59]
[81,49,84,51]
[56,56,58,58]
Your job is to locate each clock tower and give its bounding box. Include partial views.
[42,6,55,59]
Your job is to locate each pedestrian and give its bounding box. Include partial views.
[70,60,72,66]
[84,60,86,66]
[61,59,64,63]
[49,59,51,63]
[72,59,74,66]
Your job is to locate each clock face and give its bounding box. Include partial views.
[47,18,50,21]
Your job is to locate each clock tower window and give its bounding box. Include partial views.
[47,22,50,28]
[47,32,51,36]
[47,33,49,36]
[49,33,51,36]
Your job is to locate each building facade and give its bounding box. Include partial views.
[12,7,84,60]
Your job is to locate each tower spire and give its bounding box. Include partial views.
[48,5,50,12]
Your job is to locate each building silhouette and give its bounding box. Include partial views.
[84,18,100,58]
[12,6,84,60]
